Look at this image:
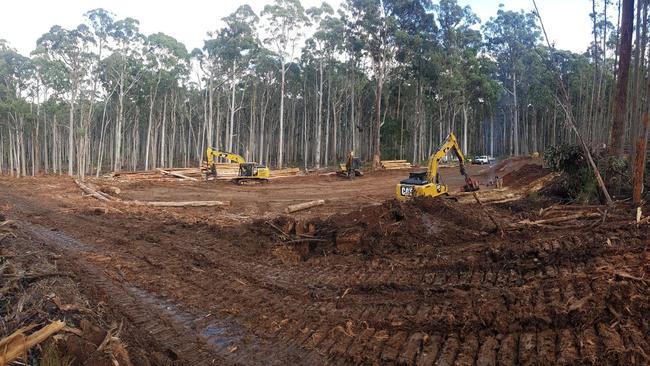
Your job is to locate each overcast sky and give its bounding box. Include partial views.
[1,0,593,56]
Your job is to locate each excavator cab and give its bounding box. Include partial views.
[239,162,270,179]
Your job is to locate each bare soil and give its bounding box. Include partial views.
[1,159,648,365]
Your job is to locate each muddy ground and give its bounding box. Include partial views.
[1,158,649,365]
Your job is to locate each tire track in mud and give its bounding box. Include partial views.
[22,222,325,366]
[24,222,231,365]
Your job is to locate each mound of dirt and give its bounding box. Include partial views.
[262,197,495,260]
[502,163,551,187]
[492,156,532,172]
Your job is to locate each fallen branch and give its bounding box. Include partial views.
[282,238,328,245]
[517,212,601,226]
[0,320,66,365]
[472,192,505,236]
[265,221,291,239]
[75,180,114,202]
[157,168,199,181]
[119,200,230,207]
[1,271,73,280]
[74,180,229,207]
[286,200,325,213]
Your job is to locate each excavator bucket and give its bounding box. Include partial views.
[462,177,480,192]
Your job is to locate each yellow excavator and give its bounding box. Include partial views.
[396,133,479,200]
[205,148,270,184]
[337,151,363,178]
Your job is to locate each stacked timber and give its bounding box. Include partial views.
[201,163,241,178]
[381,160,412,170]
[105,164,302,182]
[270,167,302,179]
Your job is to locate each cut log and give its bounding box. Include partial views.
[75,180,113,202]
[120,200,230,207]
[286,200,326,213]
[517,212,601,226]
[0,320,66,365]
[157,168,199,181]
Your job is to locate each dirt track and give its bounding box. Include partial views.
[1,159,648,365]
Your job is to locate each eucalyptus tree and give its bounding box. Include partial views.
[143,32,189,170]
[216,5,259,153]
[262,0,309,168]
[102,17,145,171]
[85,8,114,177]
[36,24,95,175]
[306,2,345,167]
[434,0,482,154]
[344,0,397,168]
[389,0,437,162]
[483,7,540,156]
[250,48,280,164]
[610,0,634,158]
[0,43,33,176]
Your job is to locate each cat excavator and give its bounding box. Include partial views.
[337,151,363,178]
[205,148,270,184]
[396,133,479,200]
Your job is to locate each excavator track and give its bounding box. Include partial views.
[232,178,269,185]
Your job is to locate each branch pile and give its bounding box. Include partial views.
[510,203,650,230]
[454,173,558,204]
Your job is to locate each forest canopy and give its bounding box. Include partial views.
[0,0,642,178]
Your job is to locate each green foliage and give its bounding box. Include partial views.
[543,144,634,203]
[543,144,598,203]
[543,144,585,172]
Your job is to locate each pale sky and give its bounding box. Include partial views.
[1,0,593,57]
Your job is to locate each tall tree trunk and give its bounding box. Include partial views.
[68,100,74,176]
[228,61,237,152]
[512,71,519,156]
[315,61,324,168]
[278,63,286,168]
[610,0,634,157]
[372,69,384,169]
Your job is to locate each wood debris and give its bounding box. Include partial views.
[74,180,230,207]
[380,160,412,170]
[157,168,199,181]
[0,320,66,365]
[286,199,326,213]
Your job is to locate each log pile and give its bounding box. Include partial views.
[270,168,302,179]
[105,164,301,182]
[381,160,412,170]
[454,173,558,204]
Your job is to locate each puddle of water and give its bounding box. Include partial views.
[126,285,241,350]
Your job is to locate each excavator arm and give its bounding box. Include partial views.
[206,147,246,165]
[426,133,471,184]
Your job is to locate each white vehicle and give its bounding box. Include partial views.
[473,155,490,165]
